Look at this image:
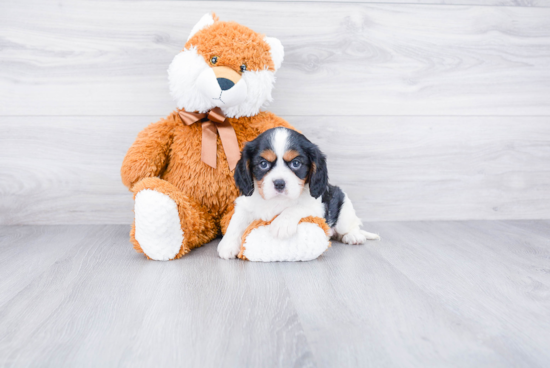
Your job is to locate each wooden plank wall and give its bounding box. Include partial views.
[1,0,549,224]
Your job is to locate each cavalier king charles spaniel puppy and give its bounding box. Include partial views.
[217,127,379,259]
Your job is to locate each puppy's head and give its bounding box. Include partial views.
[168,13,284,119]
[234,128,328,200]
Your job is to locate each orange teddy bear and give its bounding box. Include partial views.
[121,13,296,260]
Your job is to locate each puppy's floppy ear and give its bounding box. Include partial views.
[307,144,328,199]
[234,142,255,196]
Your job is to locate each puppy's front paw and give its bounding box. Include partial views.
[341,229,380,245]
[217,238,241,260]
[269,215,299,239]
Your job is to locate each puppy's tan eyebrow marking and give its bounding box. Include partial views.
[283,149,300,162]
[260,149,276,162]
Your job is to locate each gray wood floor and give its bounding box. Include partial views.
[1,221,549,367]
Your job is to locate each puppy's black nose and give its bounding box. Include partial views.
[217,78,235,91]
[273,179,286,192]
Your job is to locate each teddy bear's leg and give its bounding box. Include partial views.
[130,177,218,261]
[219,205,235,236]
[238,217,331,262]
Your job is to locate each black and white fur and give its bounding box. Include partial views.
[217,128,379,259]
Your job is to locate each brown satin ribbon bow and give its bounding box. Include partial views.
[178,107,240,171]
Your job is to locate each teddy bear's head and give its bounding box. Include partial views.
[168,13,284,118]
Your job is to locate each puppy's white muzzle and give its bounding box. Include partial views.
[261,172,303,201]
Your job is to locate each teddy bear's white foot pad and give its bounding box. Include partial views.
[135,189,184,261]
[241,223,329,262]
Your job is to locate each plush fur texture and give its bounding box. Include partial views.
[187,13,218,41]
[123,111,295,259]
[168,14,283,118]
[134,189,184,261]
[238,216,331,262]
[122,14,293,260]
[186,20,276,72]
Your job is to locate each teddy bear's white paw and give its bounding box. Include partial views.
[217,238,241,260]
[243,222,329,262]
[135,189,184,261]
[341,228,380,245]
[269,214,299,239]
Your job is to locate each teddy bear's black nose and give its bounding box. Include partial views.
[217,78,235,91]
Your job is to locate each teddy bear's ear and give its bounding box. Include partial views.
[264,37,284,71]
[187,13,218,41]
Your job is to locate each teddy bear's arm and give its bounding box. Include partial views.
[120,118,176,190]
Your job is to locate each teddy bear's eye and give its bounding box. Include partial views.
[240,64,247,73]
[210,56,218,65]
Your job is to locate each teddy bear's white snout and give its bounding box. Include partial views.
[196,68,248,108]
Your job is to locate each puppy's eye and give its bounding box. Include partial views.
[210,56,219,65]
[290,159,302,169]
[240,64,247,73]
[258,160,270,170]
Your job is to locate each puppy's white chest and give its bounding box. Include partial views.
[238,191,325,222]
[253,197,297,221]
